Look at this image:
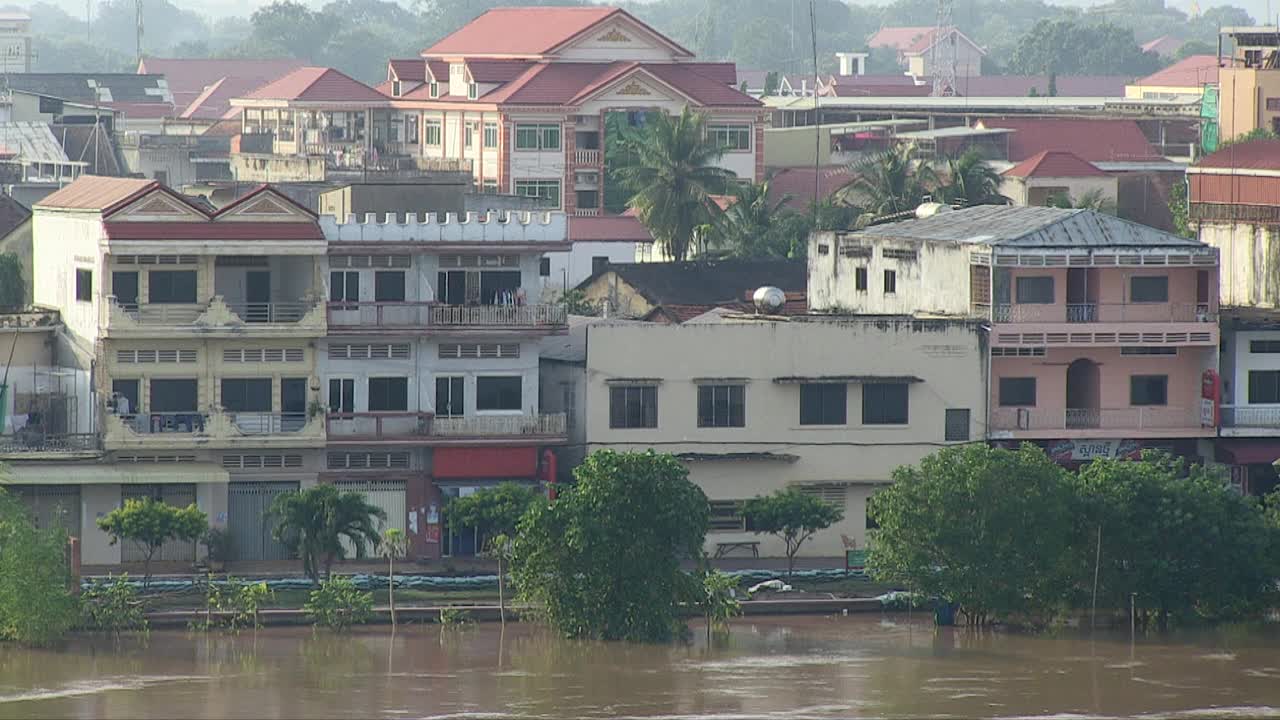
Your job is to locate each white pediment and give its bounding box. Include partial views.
[216,190,312,223]
[587,73,684,107]
[109,189,206,222]
[556,17,688,62]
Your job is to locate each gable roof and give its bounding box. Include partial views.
[1132,54,1219,88]
[1141,35,1185,57]
[481,61,758,108]
[422,6,692,59]
[211,184,318,219]
[388,59,425,82]
[137,58,305,119]
[34,176,159,212]
[5,73,172,107]
[466,59,535,83]
[868,26,983,55]
[0,194,31,238]
[242,66,387,103]
[1003,150,1108,178]
[978,118,1161,163]
[577,259,807,306]
[1192,139,1280,171]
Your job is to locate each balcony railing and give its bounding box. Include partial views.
[572,208,601,217]
[227,412,309,434]
[326,302,567,330]
[223,302,314,323]
[119,412,209,435]
[993,303,1215,324]
[573,149,601,165]
[105,297,323,333]
[0,432,99,454]
[326,412,566,441]
[124,303,205,325]
[1220,405,1280,428]
[992,406,1202,432]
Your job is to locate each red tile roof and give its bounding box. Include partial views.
[212,184,317,219]
[684,62,738,85]
[426,61,448,82]
[1141,35,1184,56]
[641,63,760,106]
[827,82,931,97]
[1003,150,1108,178]
[979,118,1162,163]
[1194,139,1280,170]
[567,215,654,243]
[1133,54,1219,88]
[102,221,325,240]
[138,58,305,119]
[423,7,692,59]
[765,167,855,209]
[389,59,424,82]
[868,26,938,52]
[34,176,158,212]
[466,59,535,83]
[243,66,387,103]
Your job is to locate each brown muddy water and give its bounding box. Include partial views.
[1,615,1279,719]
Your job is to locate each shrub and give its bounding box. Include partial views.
[80,575,147,636]
[195,576,273,631]
[304,577,372,631]
[0,488,79,645]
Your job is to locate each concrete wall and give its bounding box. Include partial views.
[584,318,986,556]
[81,484,121,565]
[1001,176,1117,208]
[318,181,469,222]
[541,241,640,299]
[0,218,32,305]
[31,210,104,344]
[808,230,974,315]
[539,358,585,480]
[320,211,567,246]
[1219,67,1280,141]
[1223,329,1280,406]
[1200,222,1280,308]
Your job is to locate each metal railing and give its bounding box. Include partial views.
[228,412,309,434]
[225,302,314,323]
[325,412,567,440]
[326,302,567,329]
[992,406,1201,431]
[118,412,209,434]
[1220,405,1280,428]
[573,149,601,165]
[432,413,566,437]
[992,302,1215,324]
[572,208,601,217]
[122,303,205,324]
[0,432,99,453]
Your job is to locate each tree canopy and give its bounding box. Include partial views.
[1008,19,1163,76]
[269,484,386,584]
[96,498,207,589]
[444,482,542,538]
[742,487,844,577]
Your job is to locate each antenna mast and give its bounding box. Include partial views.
[930,0,957,97]
[134,0,143,64]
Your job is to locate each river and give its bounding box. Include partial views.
[1,615,1279,719]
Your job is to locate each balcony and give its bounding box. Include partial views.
[326,412,567,445]
[103,296,326,338]
[1220,404,1280,437]
[993,303,1214,323]
[573,149,601,165]
[103,410,326,450]
[326,302,567,334]
[0,432,100,460]
[989,406,1211,439]
[990,302,1218,348]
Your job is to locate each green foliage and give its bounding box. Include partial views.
[194,576,272,632]
[937,149,1006,207]
[1220,128,1278,148]
[1167,181,1192,238]
[558,288,598,316]
[304,576,373,630]
[202,527,232,563]
[269,484,386,585]
[614,107,735,260]
[96,499,207,588]
[444,482,541,538]
[762,71,780,96]
[512,450,710,642]
[841,144,936,215]
[0,488,79,645]
[708,180,812,260]
[742,488,845,578]
[438,606,474,626]
[1008,19,1164,76]
[1048,188,1118,215]
[80,575,147,636]
[700,570,742,636]
[0,253,23,308]
[869,444,1077,625]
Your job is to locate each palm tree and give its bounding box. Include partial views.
[939,148,1006,207]
[614,107,735,261]
[840,143,936,215]
[1048,188,1118,215]
[269,484,386,585]
[712,179,796,258]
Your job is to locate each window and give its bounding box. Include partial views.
[1130,375,1168,406]
[945,408,971,441]
[467,83,478,100]
[1130,275,1169,303]
[424,119,442,146]
[149,378,197,412]
[883,269,896,295]
[483,122,498,148]
[800,383,846,425]
[514,179,561,208]
[328,378,354,414]
[1250,370,1280,404]
[405,115,418,144]
[539,257,551,277]
[367,377,409,412]
[374,271,406,302]
[1121,346,1177,356]
[391,80,402,97]
[148,270,196,303]
[329,271,359,304]
[1015,276,1054,304]
[591,256,609,274]
[75,268,92,302]
[112,379,139,415]
[435,376,464,417]
[514,123,560,150]
[855,267,868,292]
[1251,340,1280,354]
[862,383,908,425]
[698,384,745,428]
[464,123,474,148]
[428,81,439,98]
[709,500,748,532]
[609,385,657,428]
[999,377,1036,406]
[481,179,498,193]
[708,123,751,151]
[221,378,272,412]
[477,376,522,411]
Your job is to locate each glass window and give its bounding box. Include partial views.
[374,271,405,302]
[883,269,896,295]
[149,378,197,412]
[464,123,474,148]
[999,377,1036,406]
[424,119,441,146]
[514,180,561,208]
[515,123,560,150]
[477,376,522,411]
[862,382,908,425]
[855,267,867,291]
[708,123,751,151]
[221,378,272,412]
[1130,276,1169,303]
[435,376,464,417]
[467,83,478,100]
[539,257,551,277]
[328,378,354,414]
[368,377,408,412]
[609,385,657,428]
[515,125,540,150]
[481,179,499,193]
[405,115,418,144]
[1250,340,1280,354]
[1249,370,1280,404]
[1016,276,1054,304]
[330,271,359,303]
[148,270,196,303]
[428,81,439,98]
[75,268,92,302]
[800,383,846,425]
[945,408,971,441]
[698,384,745,427]
[483,122,498,149]
[1130,375,1168,406]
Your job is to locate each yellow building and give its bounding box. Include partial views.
[1124,54,1219,101]
[1218,27,1280,141]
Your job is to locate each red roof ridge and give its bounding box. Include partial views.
[421,6,692,59]
[1003,150,1108,178]
[212,184,318,220]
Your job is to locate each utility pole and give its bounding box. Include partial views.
[86,0,91,45]
[134,0,143,65]
[930,0,957,97]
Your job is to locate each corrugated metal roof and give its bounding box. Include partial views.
[1193,139,1280,171]
[856,205,1209,250]
[34,175,156,211]
[0,122,74,164]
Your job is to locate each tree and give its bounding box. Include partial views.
[742,488,844,578]
[0,487,79,645]
[379,528,408,627]
[1008,19,1164,76]
[247,0,333,61]
[937,149,1005,207]
[615,107,735,260]
[511,450,709,642]
[96,498,207,590]
[868,444,1077,625]
[1174,40,1216,61]
[840,144,936,215]
[0,253,23,308]
[710,180,810,259]
[762,71,780,96]
[1049,188,1118,215]
[445,482,542,625]
[1167,181,1192,238]
[269,484,386,585]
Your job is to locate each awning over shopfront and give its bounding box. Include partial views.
[3,463,230,485]
[433,447,538,479]
[1215,439,1280,466]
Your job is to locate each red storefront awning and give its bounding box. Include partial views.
[433,446,539,479]
[1216,439,1280,466]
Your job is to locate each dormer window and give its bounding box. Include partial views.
[429,81,439,98]
[392,80,402,97]
[468,83,478,100]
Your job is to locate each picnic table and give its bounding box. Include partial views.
[714,541,760,559]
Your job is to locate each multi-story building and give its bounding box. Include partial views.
[32,176,330,565]
[1217,26,1280,141]
[810,205,1220,465]
[583,315,985,556]
[229,6,765,213]
[317,210,568,559]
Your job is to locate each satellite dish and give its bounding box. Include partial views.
[916,202,952,218]
[753,286,786,314]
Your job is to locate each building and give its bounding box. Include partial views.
[0,193,32,303]
[1218,27,1280,141]
[867,26,985,79]
[136,58,306,123]
[559,215,653,292]
[999,150,1117,208]
[228,6,765,211]
[810,205,1220,464]
[0,12,31,74]
[1125,55,1219,101]
[1216,307,1280,496]
[583,314,985,556]
[576,259,807,320]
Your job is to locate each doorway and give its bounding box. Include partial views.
[281,378,307,431]
[1066,268,1098,322]
[245,271,271,322]
[1065,359,1101,428]
[112,271,139,310]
